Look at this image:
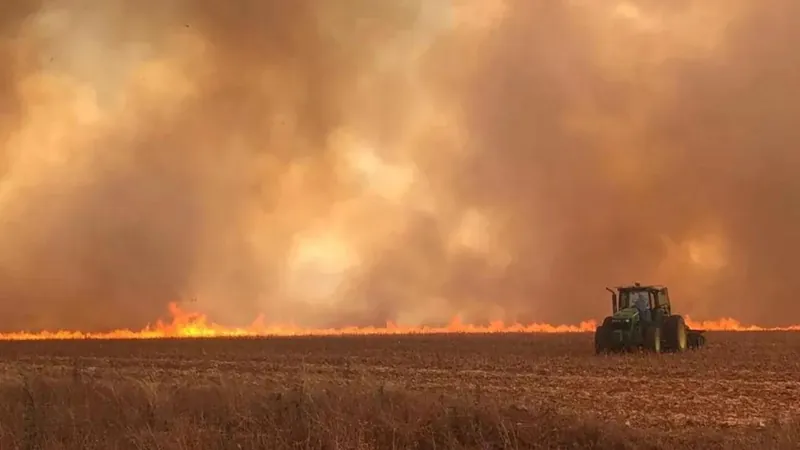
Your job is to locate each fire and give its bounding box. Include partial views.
[0,303,796,341]
[684,317,800,332]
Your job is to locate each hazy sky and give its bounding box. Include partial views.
[0,0,797,331]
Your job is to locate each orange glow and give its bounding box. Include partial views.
[0,303,796,340]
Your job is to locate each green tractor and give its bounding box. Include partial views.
[594,283,706,354]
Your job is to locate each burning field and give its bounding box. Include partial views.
[1,330,799,449]
[0,303,799,449]
[0,302,799,340]
[2,0,800,447]
[0,307,797,449]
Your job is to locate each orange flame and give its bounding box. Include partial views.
[0,303,796,340]
[684,317,800,332]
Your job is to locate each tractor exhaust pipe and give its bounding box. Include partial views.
[605,287,617,313]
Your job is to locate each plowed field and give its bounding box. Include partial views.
[0,332,798,449]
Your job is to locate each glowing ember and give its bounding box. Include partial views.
[0,303,796,340]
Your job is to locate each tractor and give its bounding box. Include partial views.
[594,283,706,354]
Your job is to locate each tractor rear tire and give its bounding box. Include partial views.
[644,325,661,353]
[664,315,688,352]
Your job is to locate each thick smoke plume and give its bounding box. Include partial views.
[0,0,796,331]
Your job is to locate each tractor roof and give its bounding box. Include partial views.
[615,283,666,292]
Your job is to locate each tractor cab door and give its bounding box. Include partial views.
[649,290,659,312]
[657,288,672,316]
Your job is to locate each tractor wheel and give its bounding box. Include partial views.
[688,332,706,350]
[594,317,614,354]
[644,325,662,353]
[664,315,688,352]
[595,326,611,354]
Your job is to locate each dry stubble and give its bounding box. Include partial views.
[0,332,797,449]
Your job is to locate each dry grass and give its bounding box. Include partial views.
[0,332,798,449]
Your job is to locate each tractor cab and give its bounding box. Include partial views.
[606,282,672,320]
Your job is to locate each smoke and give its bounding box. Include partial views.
[0,0,796,331]
[409,0,800,326]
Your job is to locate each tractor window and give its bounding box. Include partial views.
[619,292,630,308]
[620,291,649,310]
[634,291,649,311]
[619,292,629,308]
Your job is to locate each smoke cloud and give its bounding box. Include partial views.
[0,0,796,331]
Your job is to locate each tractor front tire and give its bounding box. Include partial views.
[644,325,662,353]
[664,315,688,352]
[595,326,611,354]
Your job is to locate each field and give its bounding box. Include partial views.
[0,332,798,449]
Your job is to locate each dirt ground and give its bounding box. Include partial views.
[0,332,798,449]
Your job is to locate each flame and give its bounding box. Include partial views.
[0,303,796,340]
[684,317,800,332]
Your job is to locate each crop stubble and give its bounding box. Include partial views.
[1,332,798,432]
